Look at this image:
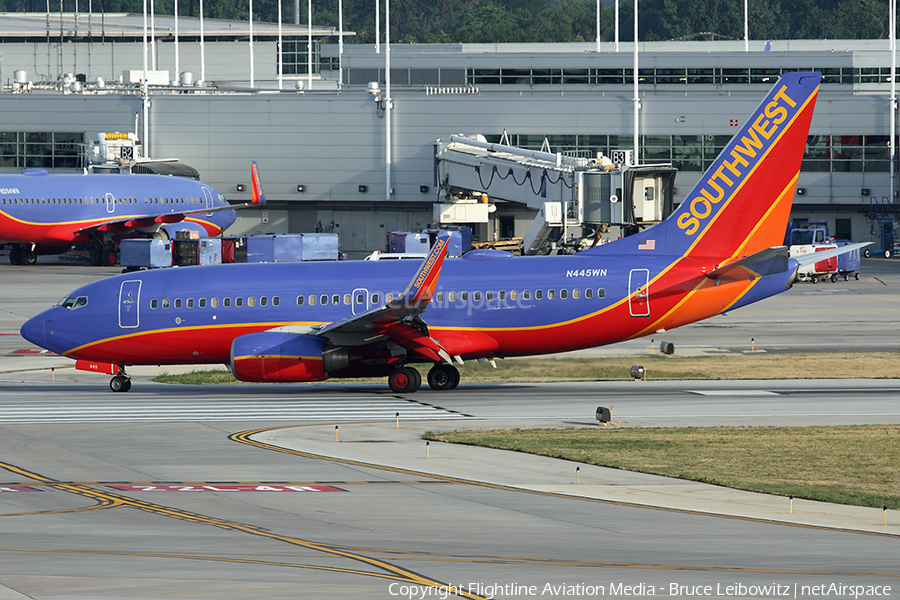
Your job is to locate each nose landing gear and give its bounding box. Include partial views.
[109,367,132,393]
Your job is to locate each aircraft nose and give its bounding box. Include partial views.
[20,313,48,349]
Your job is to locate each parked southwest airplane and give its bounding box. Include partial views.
[21,72,866,393]
[0,168,248,265]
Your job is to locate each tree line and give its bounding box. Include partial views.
[5,0,894,43]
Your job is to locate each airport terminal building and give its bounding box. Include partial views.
[0,12,898,250]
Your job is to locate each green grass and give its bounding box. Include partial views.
[424,425,900,509]
[154,352,900,385]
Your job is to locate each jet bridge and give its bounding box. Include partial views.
[434,134,676,254]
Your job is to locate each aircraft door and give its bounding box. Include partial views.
[352,288,369,315]
[202,187,214,216]
[118,280,142,329]
[628,269,650,317]
[105,192,115,214]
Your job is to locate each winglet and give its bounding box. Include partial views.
[250,161,266,206]
[396,233,450,306]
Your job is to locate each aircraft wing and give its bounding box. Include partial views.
[309,234,453,363]
[73,202,257,235]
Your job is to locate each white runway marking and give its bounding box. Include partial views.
[686,390,781,396]
[0,395,471,423]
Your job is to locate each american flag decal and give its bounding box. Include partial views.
[638,239,656,250]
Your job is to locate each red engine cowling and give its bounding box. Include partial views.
[230,332,328,383]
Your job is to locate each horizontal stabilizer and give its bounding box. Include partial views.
[791,241,871,268]
[705,246,789,282]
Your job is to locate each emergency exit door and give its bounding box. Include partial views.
[628,269,650,317]
[118,280,142,329]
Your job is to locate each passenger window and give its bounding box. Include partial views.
[448,291,456,302]
[371,293,380,304]
[572,289,580,299]
[320,294,329,305]
[498,291,506,301]
[474,291,482,301]
[174,299,182,309]
[235,297,243,307]
[150,299,158,309]
[199,298,206,308]
[272,296,279,306]
[510,290,517,301]
[332,294,340,305]
[248,297,255,307]
[535,290,543,300]
[560,289,568,300]
[585,288,593,299]
[343,294,351,305]
[223,298,231,308]
[187,298,194,308]
[260,297,267,307]
[211,298,219,308]
[435,292,444,302]
[598,288,606,298]
[461,292,469,301]
[486,291,493,301]
[309,295,317,306]
[386,293,394,303]
[297,295,305,306]
[356,293,365,304]
[523,290,531,300]
[162,299,170,309]
[548,290,556,300]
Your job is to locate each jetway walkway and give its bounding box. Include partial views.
[434,134,676,254]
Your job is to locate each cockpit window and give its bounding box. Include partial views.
[56,296,88,310]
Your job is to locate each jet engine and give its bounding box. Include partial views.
[230,331,329,383]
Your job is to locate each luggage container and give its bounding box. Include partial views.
[120,239,173,269]
[389,232,430,254]
[198,238,222,265]
[247,234,340,263]
[835,239,861,280]
[173,239,199,266]
[423,228,465,257]
[221,237,248,263]
[295,233,339,261]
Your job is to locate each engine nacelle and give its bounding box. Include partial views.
[230,331,328,383]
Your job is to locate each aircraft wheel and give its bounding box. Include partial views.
[8,246,22,265]
[89,247,103,266]
[427,364,460,391]
[388,366,421,393]
[21,247,37,265]
[885,250,892,259]
[109,375,131,393]
[102,244,118,266]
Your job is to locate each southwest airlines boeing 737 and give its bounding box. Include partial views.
[0,169,250,265]
[21,72,866,393]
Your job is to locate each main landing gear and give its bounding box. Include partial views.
[8,244,36,265]
[90,243,118,267]
[387,363,461,393]
[426,363,461,391]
